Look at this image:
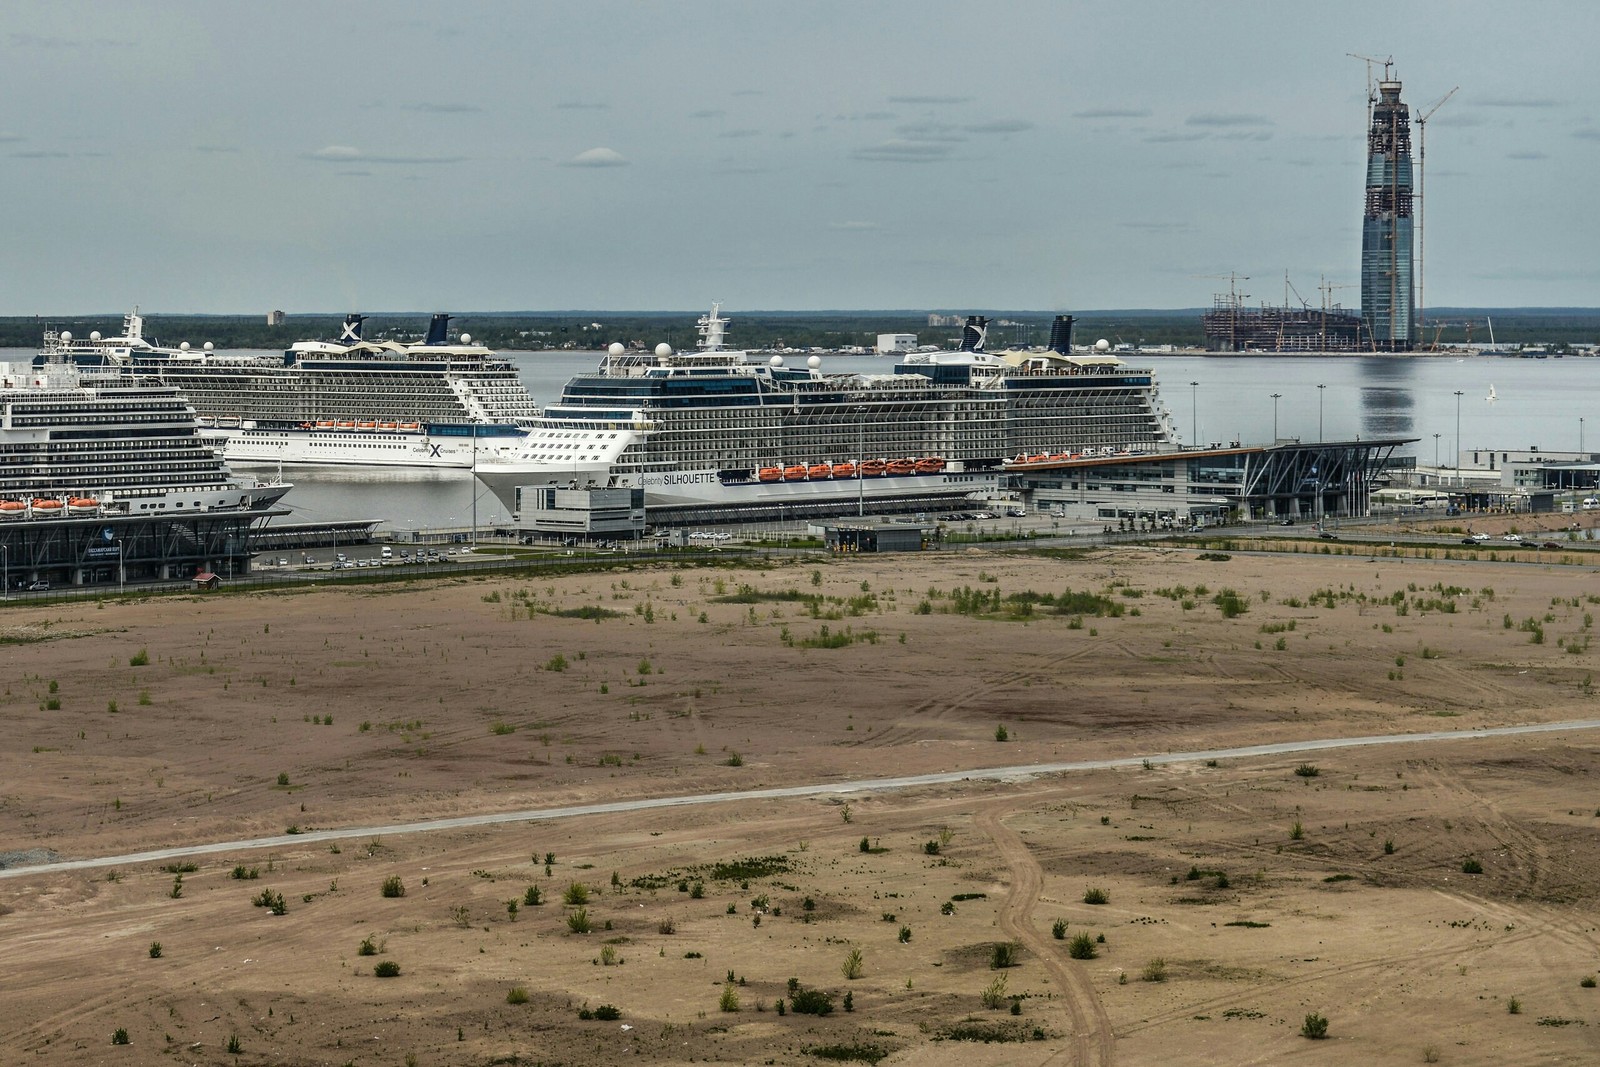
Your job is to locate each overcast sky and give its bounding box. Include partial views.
[4,0,1597,315]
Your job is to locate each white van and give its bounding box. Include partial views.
[1582,497,1599,510]
[380,545,393,560]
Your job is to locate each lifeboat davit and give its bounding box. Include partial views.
[915,457,946,474]
[860,459,887,477]
[758,467,783,483]
[67,497,100,515]
[886,459,915,476]
[808,463,833,480]
[831,462,857,479]
[0,500,26,520]
[783,464,809,482]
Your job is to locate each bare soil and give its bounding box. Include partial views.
[3,545,1599,1065]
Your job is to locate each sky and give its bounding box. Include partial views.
[4,0,1598,315]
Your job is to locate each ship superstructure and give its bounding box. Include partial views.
[475,307,1178,513]
[42,311,538,468]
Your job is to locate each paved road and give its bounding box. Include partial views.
[5,718,1599,880]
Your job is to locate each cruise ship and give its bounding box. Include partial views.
[474,306,1179,513]
[0,359,289,519]
[42,310,539,468]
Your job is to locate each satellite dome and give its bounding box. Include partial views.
[203,342,214,352]
[654,342,673,358]
[769,355,784,368]
[607,342,625,357]
[459,333,472,345]
[59,331,72,342]
[1094,338,1111,353]
[180,341,191,351]
[807,355,821,369]
[89,331,101,342]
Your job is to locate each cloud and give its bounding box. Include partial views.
[305,145,465,164]
[1432,112,1485,128]
[852,139,956,162]
[963,120,1034,135]
[557,101,610,111]
[562,147,629,167]
[194,144,239,154]
[403,102,483,114]
[1572,128,1600,141]
[690,109,726,119]
[1143,132,1209,143]
[888,95,971,105]
[827,221,880,231]
[13,150,68,158]
[1213,131,1273,141]
[895,122,966,142]
[337,170,372,177]
[1477,97,1560,109]
[1185,113,1273,127]
[1073,108,1152,120]
[0,132,23,143]
[1506,150,1548,160]
[717,129,760,139]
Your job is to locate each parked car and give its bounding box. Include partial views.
[1540,541,1562,549]
[1502,533,1522,542]
[1470,533,1490,541]
[26,580,50,591]
[1460,537,1478,545]
[1318,531,1338,540]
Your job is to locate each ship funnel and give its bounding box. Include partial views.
[959,315,989,352]
[425,313,452,345]
[338,313,366,343]
[1047,315,1075,354]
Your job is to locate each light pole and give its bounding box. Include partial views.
[1454,390,1464,484]
[1317,384,1326,442]
[1270,392,1281,441]
[2,544,7,601]
[1433,433,1441,471]
[1581,417,1586,455]
[115,539,124,595]
[1189,381,1199,446]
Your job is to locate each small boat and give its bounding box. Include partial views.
[808,462,833,480]
[831,462,857,479]
[378,421,398,430]
[1026,453,1048,463]
[783,464,809,481]
[860,459,887,477]
[336,420,355,428]
[0,500,26,519]
[758,467,783,483]
[356,420,377,429]
[915,457,946,474]
[67,496,100,515]
[399,421,420,431]
[886,458,915,476]
[316,420,335,428]
[31,498,65,514]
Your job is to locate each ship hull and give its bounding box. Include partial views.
[209,426,526,469]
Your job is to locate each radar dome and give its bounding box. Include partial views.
[1094,338,1111,353]
[607,342,625,357]
[459,333,472,345]
[180,341,191,351]
[807,355,821,369]
[769,355,784,367]
[654,343,673,358]
[59,331,72,342]
[89,331,101,342]
[203,342,214,352]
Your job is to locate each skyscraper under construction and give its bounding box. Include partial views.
[1361,74,1415,351]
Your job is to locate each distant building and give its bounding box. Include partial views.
[1361,76,1416,351]
[1203,293,1369,352]
[266,310,286,326]
[927,313,962,327]
[876,333,918,354]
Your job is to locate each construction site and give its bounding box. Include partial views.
[1202,278,1370,352]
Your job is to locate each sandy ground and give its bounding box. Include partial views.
[3,544,1599,1066]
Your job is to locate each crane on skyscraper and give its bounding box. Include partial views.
[1415,86,1459,336]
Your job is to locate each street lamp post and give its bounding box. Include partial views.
[1582,417,1586,455]
[1317,384,1326,442]
[115,539,124,596]
[1433,433,1441,471]
[1454,390,1464,485]
[2,544,7,601]
[1270,392,1281,441]
[1189,381,1199,446]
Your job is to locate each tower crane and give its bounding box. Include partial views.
[1347,52,1394,120]
[1415,85,1459,335]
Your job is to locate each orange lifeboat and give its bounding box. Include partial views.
[31,498,65,514]
[915,457,946,474]
[783,464,809,481]
[336,420,355,429]
[356,420,377,429]
[808,462,833,480]
[758,467,783,483]
[399,422,421,431]
[0,500,26,519]
[886,458,915,476]
[831,462,857,479]
[860,459,887,477]
[378,421,398,430]
[67,497,100,515]
[316,420,335,429]
[1026,453,1048,463]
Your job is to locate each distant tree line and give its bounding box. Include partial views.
[2,309,1596,353]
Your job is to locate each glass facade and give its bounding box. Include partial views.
[1361,80,1415,351]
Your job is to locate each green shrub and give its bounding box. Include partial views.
[1051,918,1067,940]
[373,960,401,978]
[1580,975,1597,988]
[719,984,741,1012]
[1082,887,1109,905]
[523,885,543,906]
[507,986,529,1004]
[1141,957,1168,982]
[563,882,589,905]
[592,1004,621,1021]
[790,987,834,1016]
[380,876,405,898]
[111,1027,130,1045]
[990,942,1019,969]
[129,648,149,667]
[1300,1012,1329,1039]
[842,948,864,979]
[1067,933,1097,960]
[567,907,592,933]
[358,936,377,956]
[979,974,1008,1009]
[1293,763,1319,778]
[148,941,162,959]
[1462,857,1484,874]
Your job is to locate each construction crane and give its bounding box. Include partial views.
[1415,85,1459,335]
[1194,272,1250,304]
[1347,52,1394,120]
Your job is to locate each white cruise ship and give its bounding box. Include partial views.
[0,359,289,519]
[475,306,1179,514]
[42,311,539,469]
